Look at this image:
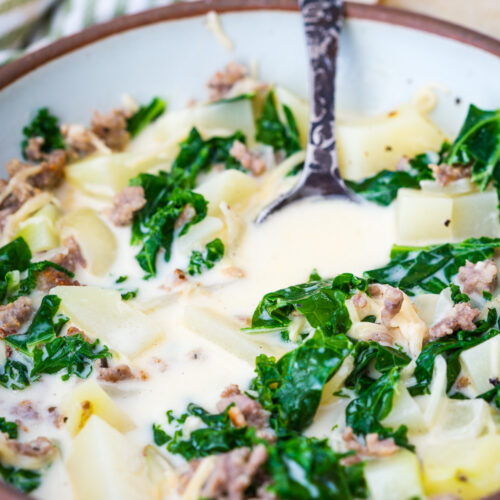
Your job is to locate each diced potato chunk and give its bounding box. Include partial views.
[66,415,153,500]
[338,104,446,180]
[365,449,424,500]
[382,383,427,433]
[52,286,163,359]
[422,434,500,499]
[396,188,500,245]
[62,379,135,436]
[16,203,60,253]
[175,216,224,256]
[195,170,258,216]
[460,335,500,394]
[59,208,117,276]
[183,305,287,364]
[66,153,162,198]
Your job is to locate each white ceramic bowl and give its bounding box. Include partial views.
[0,1,499,499]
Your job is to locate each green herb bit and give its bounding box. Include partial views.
[0,462,41,493]
[255,90,301,158]
[126,97,166,138]
[120,289,138,300]
[449,283,470,304]
[187,238,225,276]
[115,275,128,284]
[21,108,65,159]
[0,417,18,439]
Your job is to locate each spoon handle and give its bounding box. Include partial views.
[299,0,347,195]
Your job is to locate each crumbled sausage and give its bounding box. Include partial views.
[217,385,274,442]
[61,124,97,159]
[174,204,196,230]
[352,292,367,308]
[91,108,131,152]
[458,259,498,295]
[32,150,67,190]
[341,426,398,465]
[229,140,266,176]
[98,364,135,383]
[207,62,248,101]
[51,236,87,272]
[36,267,79,293]
[200,445,268,500]
[108,186,146,226]
[380,286,404,326]
[12,400,39,421]
[7,436,55,458]
[67,326,92,343]
[0,297,32,338]
[456,376,470,389]
[429,302,479,339]
[47,406,64,428]
[430,163,472,187]
[24,137,45,162]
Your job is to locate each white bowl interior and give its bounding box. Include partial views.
[0,10,498,167]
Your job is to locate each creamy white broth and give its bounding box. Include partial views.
[3,78,500,500]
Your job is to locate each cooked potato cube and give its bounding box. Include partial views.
[396,188,500,245]
[365,449,424,500]
[422,434,500,499]
[396,189,452,244]
[66,153,162,198]
[382,383,427,433]
[52,286,163,359]
[16,203,60,253]
[460,335,500,394]
[66,415,153,500]
[175,216,224,256]
[62,379,135,436]
[59,208,117,276]
[195,170,258,217]
[338,104,446,180]
[183,305,287,364]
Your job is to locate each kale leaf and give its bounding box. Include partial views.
[248,273,368,337]
[0,462,41,493]
[478,380,500,409]
[344,148,440,206]
[344,150,437,206]
[153,403,258,461]
[250,331,352,434]
[344,341,411,394]
[0,237,73,304]
[346,368,412,449]
[444,105,500,191]
[449,283,470,304]
[0,417,18,439]
[21,108,65,159]
[409,308,499,396]
[256,90,301,157]
[364,237,500,296]
[130,127,246,277]
[126,97,166,138]
[2,295,110,388]
[266,435,366,500]
[187,238,224,276]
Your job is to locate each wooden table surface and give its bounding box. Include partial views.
[378,0,499,39]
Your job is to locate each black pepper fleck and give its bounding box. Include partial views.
[444,219,451,227]
[385,145,393,152]
[455,97,462,105]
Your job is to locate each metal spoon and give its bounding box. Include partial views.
[256,0,353,223]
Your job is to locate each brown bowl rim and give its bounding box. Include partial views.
[0,1,499,499]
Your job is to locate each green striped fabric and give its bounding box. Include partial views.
[0,0,180,65]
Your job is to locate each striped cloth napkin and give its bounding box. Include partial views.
[0,0,178,65]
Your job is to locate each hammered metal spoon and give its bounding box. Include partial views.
[256,0,353,223]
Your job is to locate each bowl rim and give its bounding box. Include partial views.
[0,1,499,499]
[0,0,499,91]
